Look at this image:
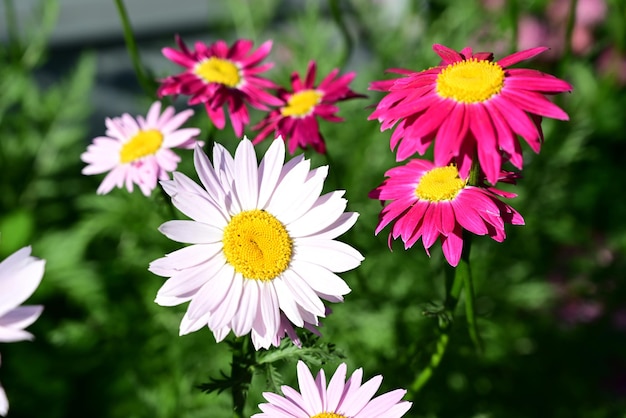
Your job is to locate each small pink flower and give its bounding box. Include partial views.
[158,36,282,137]
[81,101,201,196]
[0,246,46,417]
[369,159,524,266]
[369,44,572,184]
[252,61,364,154]
[253,361,412,418]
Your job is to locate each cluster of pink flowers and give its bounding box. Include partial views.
[81,37,362,197]
[368,44,572,266]
[77,35,412,417]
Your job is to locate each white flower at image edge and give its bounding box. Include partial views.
[0,246,46,416]
[149,137,364,349]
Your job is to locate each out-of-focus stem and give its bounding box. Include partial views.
[231,336,254,418]
[328,0,354,68]
[113,0,155,96]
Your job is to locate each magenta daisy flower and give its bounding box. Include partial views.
[158,35,282,137]
[0,246,45,416]
[148,138,363,350]
[81,101,201,196]
[252,61,364,154]
[369,159,524,266]
[253,361,412,418]
[369,44,572,184]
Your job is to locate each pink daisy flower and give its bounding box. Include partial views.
[369,44,572,184]
[253,360,412,418]
[81,101,201,196]
[252,61,363,154]
[369,159,524,266]
[158,35,282,137]
[0,246,45,416]
[149,138,363,350]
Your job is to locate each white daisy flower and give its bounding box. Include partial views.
[149,137,363,349]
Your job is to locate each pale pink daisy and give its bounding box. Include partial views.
[369,44,572,184]
[148,137,363,350]
[81,101,201,196]
[0,246,45,417]
[252,61,364,154]
[253,360,412,418]
[158,35,282,137]
[369,159,524,266]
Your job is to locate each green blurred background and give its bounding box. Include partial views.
[1,0,625,416]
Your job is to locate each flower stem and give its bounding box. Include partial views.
[409,254,465,394]
[458,233,483,353]
[231,336,254,418]
[112,0,156,96]
[328,0,354,67]
[562,0,579,64]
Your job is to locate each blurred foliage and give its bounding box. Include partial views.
[1,0,626,417]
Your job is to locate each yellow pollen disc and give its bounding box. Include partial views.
[311,413,346,418]
[222,209,293,281]
[435,59,505,103]
[119,129,164,163]
[194,57,241,87]
[415,165,466,202]
[280,89,324,117]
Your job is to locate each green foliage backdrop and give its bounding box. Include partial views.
[1,0,625,417]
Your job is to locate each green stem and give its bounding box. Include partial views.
[458,234,482,353]
[113,0,156,96]
[409,255,465,394]
[562,0,579,64]
[231,336,254,418]
[507,0,520,53]
[328,0,353,68]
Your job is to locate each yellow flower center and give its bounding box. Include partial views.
[311,413,345,418]
[435,59,505,103]
[415,165,466,202]
[222,209,292,281]
[194,57,241,87]
[280,89,323,117]
[119,129,164,163]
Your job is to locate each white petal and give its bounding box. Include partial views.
[273,166,328,225]
[170,190,229,227]
[0,247,45,316]
[208,267,243,330]
[265,158,311,218]
[290,260,351,296]
[0,306,43,342]
[304,212,359,240]
[326,363,348,412]
[287,191,347,238]
[155,255,226,305]
[297,361,323,415]
[231,279,259,336]
[257,138,286,209]
[293,238,363,273]
[0,380,7,416]
[186,263,235,319]
[193,144,226,203]
[148,243,222,277]
[179,308,212,335]
[281,269,325,317]
[158,220,223,244]
[274,277,304,327]
[340,375,383,417]
[233,139,259,210]
[258,282,280,339]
